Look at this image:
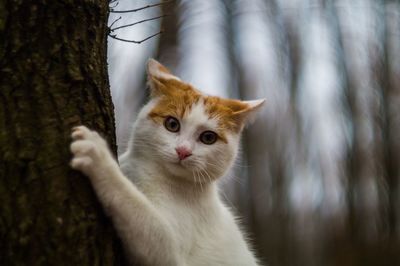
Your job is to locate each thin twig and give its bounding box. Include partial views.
[108,30,163,44]
[110,0,172,13]
[110,1,119,9]
[109,16,122,29]
[110,15,169,32]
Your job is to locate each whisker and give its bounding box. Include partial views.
[204,160,246,186]
[197,170,204,192]
[232,161,251,169]
[228,175,245,186]
[192,170,196,187]
[219,188,237,211]
[201,168,213,184]
[205,161,226,172]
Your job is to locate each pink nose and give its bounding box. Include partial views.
[175,147,192,160]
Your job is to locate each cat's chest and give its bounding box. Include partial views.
[155,199,248,265]
[154,193,217,235]
[135,182,254,265]
[149,190,222,249]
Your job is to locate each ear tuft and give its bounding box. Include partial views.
[147,58,180,81]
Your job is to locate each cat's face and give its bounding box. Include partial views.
[132,59,264,184]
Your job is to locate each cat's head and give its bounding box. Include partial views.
[132,59,264,184]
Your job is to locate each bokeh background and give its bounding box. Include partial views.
[107,1,400,265]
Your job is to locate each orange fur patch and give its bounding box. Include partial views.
[203,96,249,133]
[149,79,202,121]
[148,78,251,142]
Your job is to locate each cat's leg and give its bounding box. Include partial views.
[70,126,182,266]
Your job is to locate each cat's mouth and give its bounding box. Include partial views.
[163,153,197,172]
[163,159,194,178]
[173,160,187,167]
[170,157,193,170]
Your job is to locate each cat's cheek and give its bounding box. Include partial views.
[211,143,237,178]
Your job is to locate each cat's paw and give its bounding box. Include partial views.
[70,126,116,178]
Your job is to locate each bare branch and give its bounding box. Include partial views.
[110,0,173,14]
[108,30,163,44]
[109,16,122,29]
[110,15,169,32]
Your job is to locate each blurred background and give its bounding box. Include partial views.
[107,1,400,265]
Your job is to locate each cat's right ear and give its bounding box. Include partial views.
[146,59,180,97]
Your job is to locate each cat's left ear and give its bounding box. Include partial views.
[234,99,266,125]
[146,59,181,97]
[147,58,180,81]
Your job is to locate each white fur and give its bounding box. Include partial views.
[70,99,260,266]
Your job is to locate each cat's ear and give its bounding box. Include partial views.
[232,99,265,125]
[147,58,180,81]
[146,59,181,97]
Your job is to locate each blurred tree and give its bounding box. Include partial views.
[0,0,126,265]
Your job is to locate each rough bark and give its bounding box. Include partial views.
[0,0,125,265]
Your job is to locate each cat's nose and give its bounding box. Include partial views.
[175,147,192,160]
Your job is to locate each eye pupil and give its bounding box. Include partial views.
[164,116,180,132]
[200,131,217,145]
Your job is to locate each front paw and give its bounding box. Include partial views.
[70,126,116,178]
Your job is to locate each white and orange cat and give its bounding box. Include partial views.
[70,59,264,266]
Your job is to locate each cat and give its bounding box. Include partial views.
[70,59,265,266]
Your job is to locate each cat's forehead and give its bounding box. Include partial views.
[182,100,219,129]
[148,88,241,133]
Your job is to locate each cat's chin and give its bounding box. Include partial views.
[164,161,191,177]
[163,162,219,185]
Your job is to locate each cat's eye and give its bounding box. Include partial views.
[199,131,218,145]
[164,116,180,132]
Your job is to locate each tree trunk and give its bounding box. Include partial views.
[0,0,125,265]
